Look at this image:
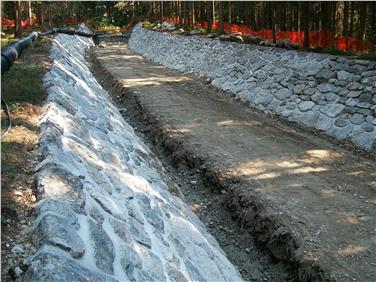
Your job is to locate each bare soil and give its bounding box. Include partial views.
[91,44,376,282]
[1,40,51,281]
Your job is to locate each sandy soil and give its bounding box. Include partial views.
[91,44,376,281]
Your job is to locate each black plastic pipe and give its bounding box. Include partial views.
[1,28,96,75]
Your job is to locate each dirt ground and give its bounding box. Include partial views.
[92,44,376,281]
[1,40,51,280]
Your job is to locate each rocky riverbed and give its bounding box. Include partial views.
[129,24,376,152]
[24,24,242,281]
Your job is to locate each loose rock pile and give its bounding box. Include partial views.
[25,24,242,281]
[129,24,376,152]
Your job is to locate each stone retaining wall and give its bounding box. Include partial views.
[25,24,242,281]
[129,24,376,152]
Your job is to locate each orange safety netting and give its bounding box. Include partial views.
[1,18,39,29]
[1,18,82,29]
[163,16,375,53]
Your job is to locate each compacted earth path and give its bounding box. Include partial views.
[91,37,376,280]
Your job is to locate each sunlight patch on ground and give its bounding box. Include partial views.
[337,245,367,256]
[233,158,329,181]
[216,119,260,127]
[119,76,191,87]
[337,212,361,225]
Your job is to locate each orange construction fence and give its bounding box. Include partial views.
[164,16,375,53]
[1,18,82,29]
[2,17,39,29]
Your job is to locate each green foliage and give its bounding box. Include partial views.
[356,52,376,61]
[142,20,157,30]
[1,41,50,105]
[320,48,356,56]
[95,17,120,30]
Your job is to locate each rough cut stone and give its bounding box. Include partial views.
[317,83,336,93]
[273,89,292,100]
[345,98,358,107]
[303,87,315,95]
[352,132,375,151]
[359,93,372,103]
[350,113,366,125]
[88,219,115,275]
[337,70,352,81]
[139,247,166,281]
[127,217,152,249]
[319,104,345,118]
[299,111,320,127]
[347,82,364,91]
[315,69,335,80]
[35,214,85,258]
[329,125,353,140]
[298,101,315,112]
[347,91,362,98]
[361,123,374,132]
[120,244,143,280]
[334,118,350,127]
[324,92,340,103]
[166,262,189,282]
[315,115,333,131]
[24,251,117,282]
[131,25,376,151]
[34,165,85,213]
[110,219,132,244]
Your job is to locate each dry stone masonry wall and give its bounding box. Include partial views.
[129,24,376,152]
[25,24,242,281]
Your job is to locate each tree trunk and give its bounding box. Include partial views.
[14,1,22,38]
[250,1,255,30]
[218,1,224,34]
[182,0,186,28]
[228,1,231,24]
[160,1,163,20]
[206,1,212,33]
[321,1,331,31]
[48,3,53,28]
[192,1,195,26]
[344,1,349,50]
[336,1,344,37]
[40,2,46,31]
[371,3,376,52]
[359,2,367,40]
[271,2,276,43]
[281,3,287,31]
[290,2,293,31]
[297,2,300,34]
[178,1,182,26]
[302,1,310,48]
[331,2,337,33]
[350,1,354,37]
[28,0,32,25]
[295,2,299,32]
[1,1,4,19]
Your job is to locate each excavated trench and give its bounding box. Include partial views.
[90,49,296,281]
[89,37,376,282]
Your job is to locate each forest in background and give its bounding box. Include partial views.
[1,1,376,52]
